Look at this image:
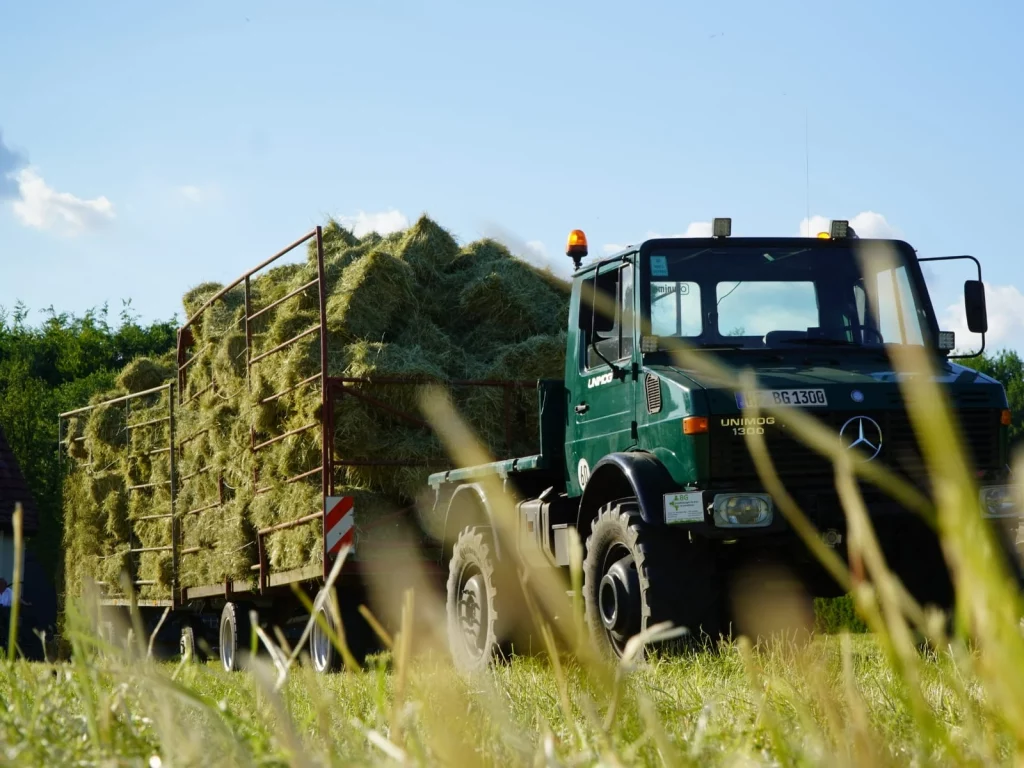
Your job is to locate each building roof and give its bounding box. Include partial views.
[0,425,39,535]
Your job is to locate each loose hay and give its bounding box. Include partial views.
[63,215,570,596]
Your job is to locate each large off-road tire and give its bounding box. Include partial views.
[583,499,724,659]
[446,526,523,673]
[218,601,253,672]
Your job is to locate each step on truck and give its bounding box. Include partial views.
[428,219,1024,668]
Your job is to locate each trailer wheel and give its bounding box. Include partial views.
[446,526,514,673]
[219,602,252,672]
[583,499,723,659]
[180,625,200,663]
[309,599,340,674]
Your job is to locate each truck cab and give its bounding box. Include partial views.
[430,219,1021,669]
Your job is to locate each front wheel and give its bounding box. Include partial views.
[446,526,523,673]
[582,500,724,659]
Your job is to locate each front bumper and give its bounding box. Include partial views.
[663,482,1024,539]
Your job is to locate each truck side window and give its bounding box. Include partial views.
[875,267,924,345]
[650,281,702,337]
[582,266,623,369]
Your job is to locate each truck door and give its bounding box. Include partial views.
[566,258,637,496]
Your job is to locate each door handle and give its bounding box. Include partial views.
[575,403,589,414]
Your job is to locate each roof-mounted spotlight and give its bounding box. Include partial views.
[830,219,850,239]
[712,218,732,238]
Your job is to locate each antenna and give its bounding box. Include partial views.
[804,110,810,236]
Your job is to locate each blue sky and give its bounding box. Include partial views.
[2,0,1022,352]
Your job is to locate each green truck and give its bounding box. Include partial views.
[428,219,1022,669]
[58,219,1021,673]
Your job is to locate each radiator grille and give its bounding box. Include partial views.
[709,408,1000,486]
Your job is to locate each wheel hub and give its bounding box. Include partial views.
[458,572,487,654]
[599,553,640,641]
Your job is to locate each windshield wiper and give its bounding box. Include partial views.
[776,338,861,347]
[695,342,746,350]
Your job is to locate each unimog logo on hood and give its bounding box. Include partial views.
[588,371,614,389]
[720,416,776,427]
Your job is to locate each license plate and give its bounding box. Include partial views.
[735,388,828,408]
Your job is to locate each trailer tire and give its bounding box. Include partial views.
[219,602,253,672]
[446,526,521,673]
[180,625,202,663]
[309,600,341,674]
[583,499,724,660]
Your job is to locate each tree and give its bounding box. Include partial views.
[0,301,177,583]
[961,349,1024,446]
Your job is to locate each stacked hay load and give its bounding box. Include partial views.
[62,215,571,600]
[62,356,178,600]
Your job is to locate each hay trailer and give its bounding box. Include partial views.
[58,226,534,671]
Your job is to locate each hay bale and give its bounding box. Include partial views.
[84,399,128,450]
[332,341,446,433]
[64,416,89,460]
[62,214,574,605]
[488,332,567,381]
[393,311,468,377]
[102,487,130,541]
[308,218,359,263]
[97,547,135,592]
[393,215,460,283]
[116,357,174,393]
[253,483,322,571]
[325,250,417,343]
[62,472,104,599]
[340,427,444,500]
[213,333,248,382]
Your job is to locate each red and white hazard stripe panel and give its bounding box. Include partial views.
[325,495,355,556]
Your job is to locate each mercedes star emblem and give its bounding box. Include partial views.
[839,416,883,461]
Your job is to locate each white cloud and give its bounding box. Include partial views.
[177,183,221,204]
[602,221,713,255]
[797,211,901,239]
[520,239,570,276]
[338,209,409,238]
[942,282,1024,354]
[526,239,547,258]
[476,221,573,278]
[0,130,27,199]
[676,221,714,238]
[10,168,115,235]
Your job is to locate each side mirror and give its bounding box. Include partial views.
[964,280,988,334]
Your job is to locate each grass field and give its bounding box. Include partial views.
[0,623,1014,767]
[7,251,1024,766]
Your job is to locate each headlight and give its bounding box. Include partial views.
[713,494,773,528]
[979,485,1021,518]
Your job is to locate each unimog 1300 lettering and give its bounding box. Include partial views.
[428,219,1024,668]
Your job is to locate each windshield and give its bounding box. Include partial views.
[640,242,934,350]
